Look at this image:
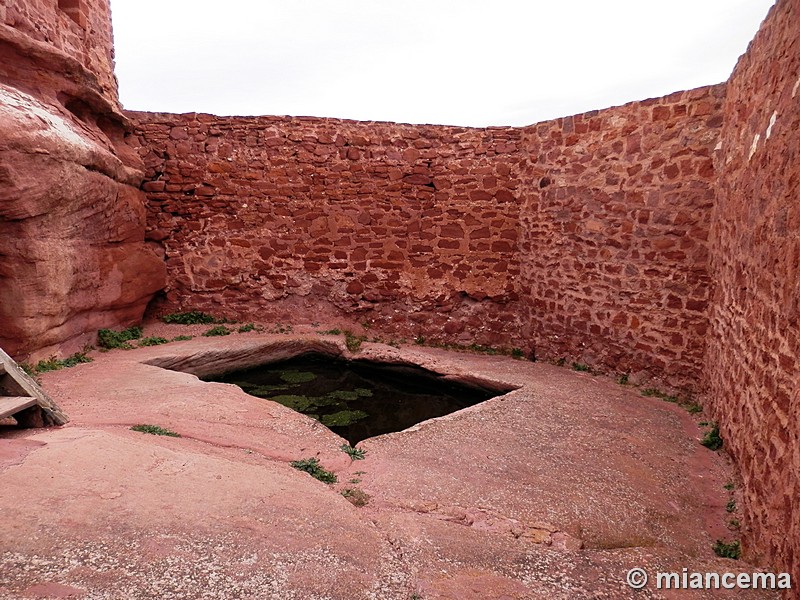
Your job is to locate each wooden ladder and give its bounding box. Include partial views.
[0,348,68,427]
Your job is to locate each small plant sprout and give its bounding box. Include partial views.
[701,424,724,451]
[713,539,741,559]
[341,487,370,507]
[340,444,366,460]
[290,457,337,484]
[344,330,366,352]
[203,325,233,337]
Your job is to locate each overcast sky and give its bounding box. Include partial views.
[109,0,776,127]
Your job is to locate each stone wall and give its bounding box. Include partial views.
[706,0,799,578]
[0,0,165,359]
[0,0,118,103]
[130,87,723,389]
[130,113,526,347]
[518,86,724,388]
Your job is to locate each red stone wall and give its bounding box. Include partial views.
[129,113,526,347]
[131,88,723,388]
[518,86,725,388]
[0,0,118,103]
[706,0,799,578]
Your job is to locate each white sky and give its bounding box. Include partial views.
[110,0,776,127]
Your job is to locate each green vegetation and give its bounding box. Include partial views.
[161,311,217,325]
[19,362,37,379]
[279,370,316,384]
[138,336,169,347]
[318,328,342,336]
[202,325,233,337]
[238,323,260,333]
[571,362,591,372]
[728,519,740,530]
[340,444,366,460]
[684,402,703,414]
[701,424,724,451]
[713,539,741,559]
[320,409,369,427]
[641,387,703,415]
[270,395,316,411]
[409,336,531,360]
[341,487,370,507]
[172,335,193,342]
[270,323,293,334]
[33,352,93,373]
[327,388,373,401]
[130,424,180,437]
[726,499,737,513]
[344,330,366,352]
[289,457,337,484]
[641,387,679,403]
[97,326,143,349]
[618,373,630,385]
[724,481,735,491]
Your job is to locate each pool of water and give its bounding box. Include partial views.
[209,352,503,445]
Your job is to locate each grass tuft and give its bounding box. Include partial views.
[713,539,741,559]
[161,311,217,325]
[138,336,169,347]
[344,330,366,352]
[340,444,366,460]
[130,424,180,437]
[98,326,142,349]
[701,424,724,451]
[203,325,232,337]
[290,457,337,484]
[33,352,93,373]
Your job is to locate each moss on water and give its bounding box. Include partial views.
[270,395,315,411]
[320,410,369,427]
[279,370,317,384]
[326,388,374,402]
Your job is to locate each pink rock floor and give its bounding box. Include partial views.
[0,325,780,599]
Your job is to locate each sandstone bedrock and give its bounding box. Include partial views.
[0,0,166,358]
[0,0,797,589]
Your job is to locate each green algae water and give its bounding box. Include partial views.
[210,353,501,445]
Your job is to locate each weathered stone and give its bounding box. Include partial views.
[0,7,165,359]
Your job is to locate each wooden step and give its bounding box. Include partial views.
[0,396,38,420]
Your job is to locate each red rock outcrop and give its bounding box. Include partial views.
[0,0,165,359]
[706,0,800,579]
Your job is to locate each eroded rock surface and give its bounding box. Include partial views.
[0,334,780,599]
[0,84,165,359]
